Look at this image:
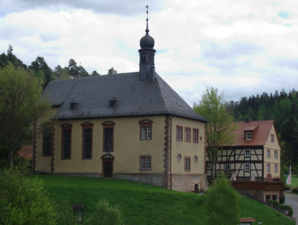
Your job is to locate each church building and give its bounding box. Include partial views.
[33,14,208,192]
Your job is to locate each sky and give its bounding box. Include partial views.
[0,0,297,106]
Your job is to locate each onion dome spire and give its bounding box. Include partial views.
[140,5,155,49]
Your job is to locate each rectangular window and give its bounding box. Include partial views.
[275,164,278,173]
[193,129,199,143]
[185,157,190,171]
[267,164,270,172]
[244,163,250,171]
[140,156,151,171]
[244,149,250,157]
[267,149,270,158]
[274,151,278,159]
[185,128,191,142]
[176,126,183,141]
[42,129,52,157]
[104,127,113,151]
[246,132,252,140]
[140,125,152,140]
[224,164,230,170]
[82,128,92,159]
[271,134,274,142]
[62,128,71,159]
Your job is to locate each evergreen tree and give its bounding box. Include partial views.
[29,56,53,89]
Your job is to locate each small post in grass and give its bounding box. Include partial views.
[72,204,86,224]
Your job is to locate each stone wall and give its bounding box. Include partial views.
[115,173,165,187]
[171,174,207,192]
[52,173,102,178]
[240,189,280,202]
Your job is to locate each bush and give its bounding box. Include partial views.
[0,166,57,224]
[280,194,285,204]
[284,184,291,190]
[55,200,76,225]
[268,199,293,216]
[292,186,298,193]
[0,158,8,169]
[85,199,125,225]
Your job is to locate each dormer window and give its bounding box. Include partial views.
[109,100,117,107]
[70,103,78,109]
[246,132,252,140]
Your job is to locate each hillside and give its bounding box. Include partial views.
[31,175,295,225]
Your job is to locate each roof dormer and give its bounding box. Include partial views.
[69,99,79,109]
[244,125,259,140]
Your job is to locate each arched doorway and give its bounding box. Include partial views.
[101,153,114,177]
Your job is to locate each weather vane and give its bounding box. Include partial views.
[145,5,149,33]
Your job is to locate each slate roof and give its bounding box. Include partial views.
[43,72,208,122]
[232,120,281,148]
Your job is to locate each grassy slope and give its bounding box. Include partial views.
[31,175,295,225]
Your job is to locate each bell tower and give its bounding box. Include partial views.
[139,5,156,82]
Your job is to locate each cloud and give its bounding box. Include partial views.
[0,0,165,15]
[271,57,298,71]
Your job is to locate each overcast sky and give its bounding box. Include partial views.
[0,0,297,106]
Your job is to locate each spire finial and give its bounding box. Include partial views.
[146,5,149,34]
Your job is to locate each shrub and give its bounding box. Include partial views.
[279,194,285,205]
[85,199,125,225]
[0,158,8,169]
[284,184,291,190]
[55,200,76,225]
[0,166,57,224]
[292,186,298,193]
[268,199,293,216]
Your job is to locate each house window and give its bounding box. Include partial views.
[176,126,183,141]
[140,156,151,171]
[185,127,191,142]
[271,134,274,142]
[81,122,93,159]
[102,121,115,152]
[193,129,199,143]
[61,123,72,159]
[194,156,198,162]
[42,129,52,157]
[139,119,153,140]
[244,163,250,171]
[267,164,270,172]
[224,164,231,170]
[185,157,190,171]
[246,132,252,140]
[275,164,278,173]
[244,149,250,157]
[267,149,270,158]
[177,154,181,161]
[274,151,278,159]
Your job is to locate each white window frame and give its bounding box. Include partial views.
[224,164,231,171]
[267,149,270,158]
[274,151,278,159]
[244,163,250,171]
[267,164,270,172]
[244,149,250,157]
[246,132,252,140]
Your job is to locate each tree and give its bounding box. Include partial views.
[29,56,53,89]
[53,65,70,80]
[108,67,117,74]
[0,163,57,224]
[194,87,238,178]
[91,70,100,76]
[204,172,241,225]
[0,63,51,168]
[68,59,79,78]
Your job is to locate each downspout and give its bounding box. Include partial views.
[170,116,174,190]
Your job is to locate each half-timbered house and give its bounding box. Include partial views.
[206,119,281,181]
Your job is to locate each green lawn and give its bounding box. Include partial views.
[30,175,295,225]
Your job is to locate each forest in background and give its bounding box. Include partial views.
[0,45,297,172]
[227,90,298,172]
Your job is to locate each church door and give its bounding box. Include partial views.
[104,162,113,177]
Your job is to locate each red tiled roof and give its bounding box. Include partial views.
[232,120,280,147]
[17,146,33,160]
[240,218,256,222]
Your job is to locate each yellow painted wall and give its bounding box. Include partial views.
[51,116,166,174]
[171,117,206,174]
[35,107,59,172]
[264,124,281,178]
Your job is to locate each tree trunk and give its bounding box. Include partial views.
[9,146,14,169]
